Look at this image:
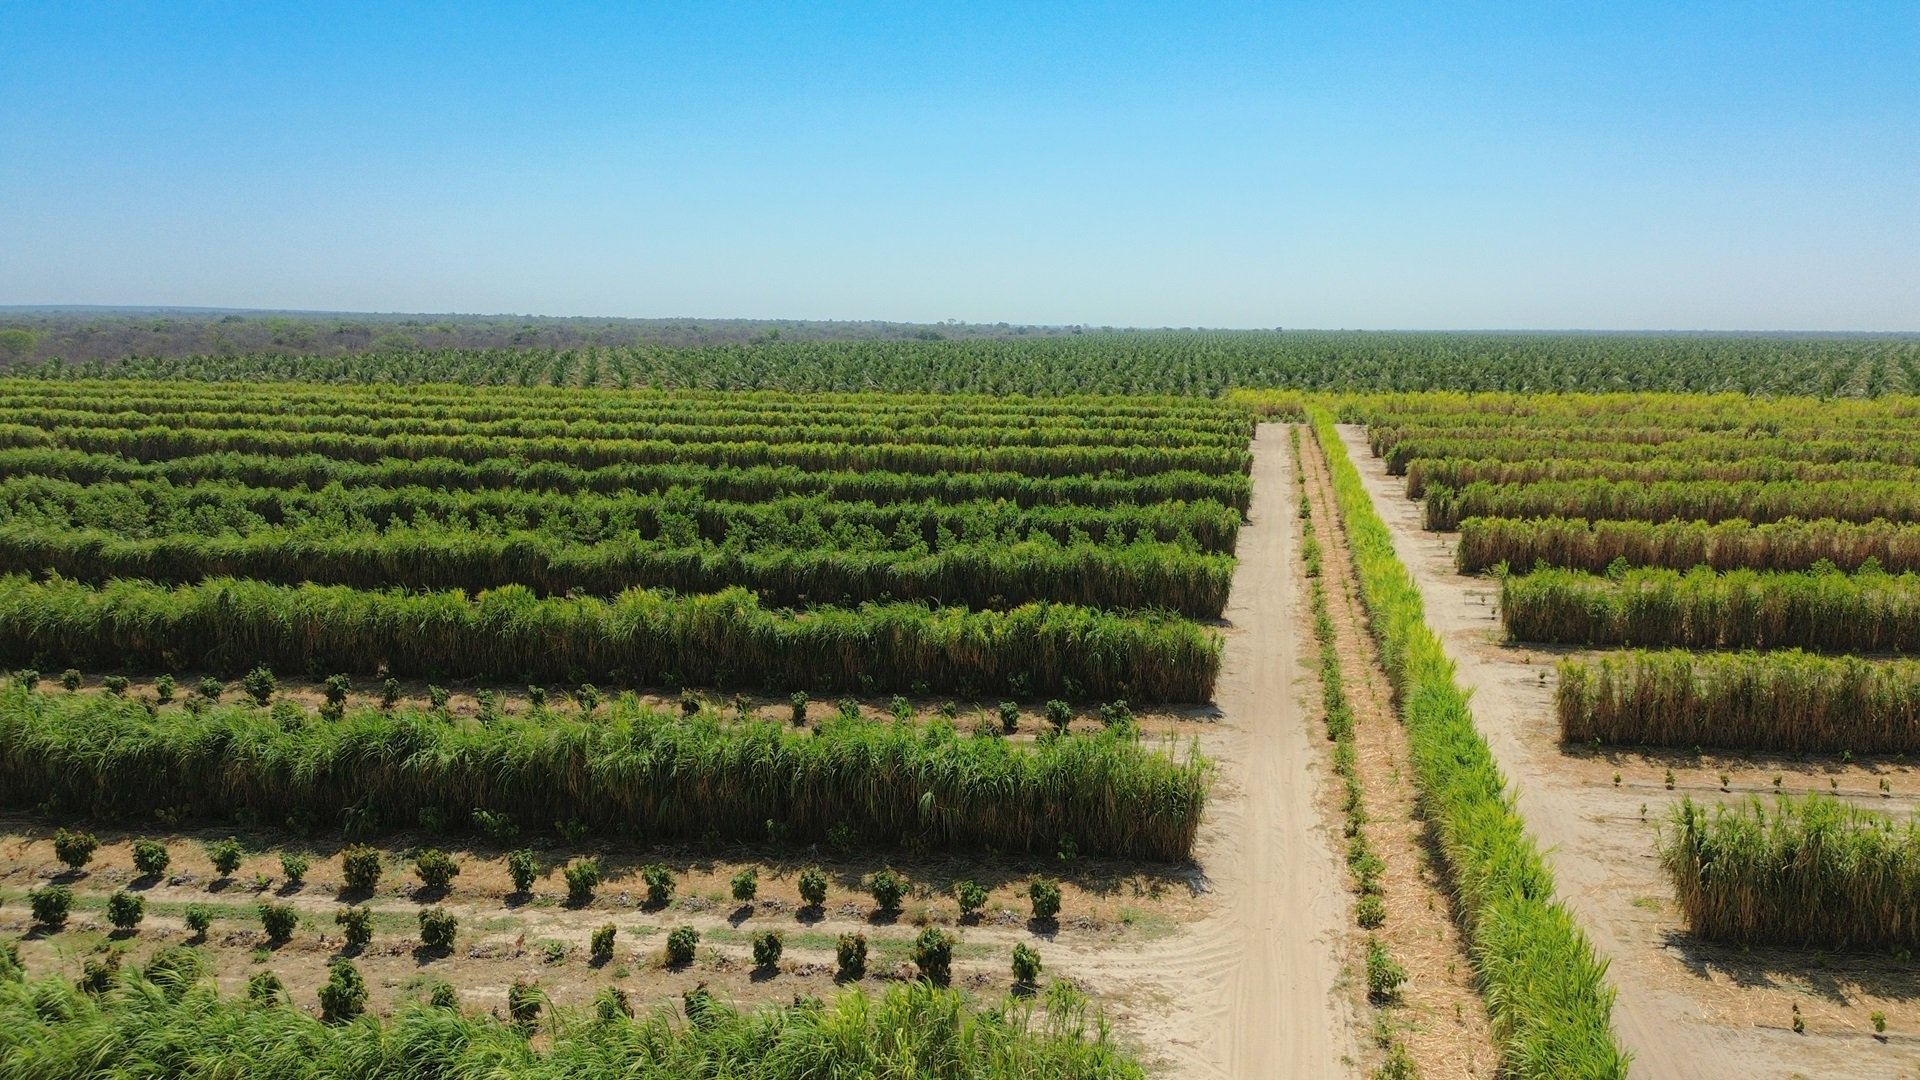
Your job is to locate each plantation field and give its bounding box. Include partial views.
[1342,393,1920,1078]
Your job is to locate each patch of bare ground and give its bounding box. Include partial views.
[1337,422,1920,1080]
[1297,426,1498,1079]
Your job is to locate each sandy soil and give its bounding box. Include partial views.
[1151,420,1356,1078]
[1337,423,1920,1080]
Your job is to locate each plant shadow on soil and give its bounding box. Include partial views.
[1662,931,1920,1006]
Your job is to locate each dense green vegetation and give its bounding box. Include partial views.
[1457,516,1920,575]
[0,382,1235,700]
[1662,795,1920,951]
[1312,409,1629,1078]
[1501,566,1920,653]
[0,684,1207,858]
[19,330,1919,395]
[1558,650,1920,753]
[0,961,1145,1079]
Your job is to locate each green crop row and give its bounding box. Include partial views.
[1662,794,1920,951]
[1501,566,1920,653]
[1457,516,1920,576]
[0,685,1208,858]
[1405,454,1916,500]
[0,444,1251,511]
[1425,478,1920,531]
[0,575,1221,702]
[0,964,1145,1079]
[1310,410,1629,1078]
[1558,649,1920,754]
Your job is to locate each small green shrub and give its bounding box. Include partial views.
[730,867,758,904]
[380,677,401,709]
[131,839,171,878]
[1356,894,1386,929]
[196,676,222,700]
[507,848,539,893]
[259,901,297,945]
[241,665,276,706]
[1045,699,1073,734]
[279,851,310,884]
[590,923,616,964]
[340,845,381,891]
[414,848,460,891]
[752,930,783,969]
[323,674,351,706]
[106,890,144,931]
[866,867,906,913]
[1012,942,1043,986]
[417,907,457,951]
[428,981,459,1009]
[955,879,989,917]
[335,905,372,949]
[798,866,829,908]
[184,904,212,938]
[78,954,121,994]
[206,837,245,878]
[836,931,867,979]
[1028,877,1062,922]
[912,926,954,984]
[318,957,367,1022]
[508,980,543,1031]
[641,863,675,907]
[245,970,283,1003]
[665,925,699,967]
[102,674,129,695]
[61,669,82,692]
[1366,936,1406,1001]
[564,857,602,906]
[52,828,99,871]
[789,691,809,725]
[998,701,1020,733]
[153,673,175,703]
[594,986,633,1020]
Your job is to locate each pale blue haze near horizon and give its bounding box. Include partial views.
[2,2,1915,330]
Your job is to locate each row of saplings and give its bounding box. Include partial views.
[26,828,1060,982]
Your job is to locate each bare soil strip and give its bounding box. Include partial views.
[1298,426,1499,1079]
[1336,423,1920,1080]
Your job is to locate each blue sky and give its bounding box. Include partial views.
[2,2,1914,329]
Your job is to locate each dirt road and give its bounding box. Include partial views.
[1174,421,1355,1078]
[1335,423,1919,1080]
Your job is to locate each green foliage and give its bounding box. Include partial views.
[507,980,544,1031]
[1662,794,1920,950]
[641,864,675,907]
[414,848,459,891]
[1365,936,1405,1001]
[106,890,144,930]
[102,674,129,695]
[506,848,538,893]
[246,971,284,1003]
[340,845,380,891]
[1045,699,1073,734]
[1012,942,1043,986]
[184,904,212,937]
[417,907,457,952]
[258,902,297,945]
[0,681,1210,860]
[335,905,372,949]
[837,932,868,979]
[594,985,632,1020]
[564,858,602,906]
[205,836,245,877]
[131,838,170,878]
[279,851,310,883]
[241,665,277,707]
[865,868,906,913]
[1312,411,1627,1077]
[152,673,174,702]
[52,827,98,870]
[590,923,616,964]
[142,946,207,999]
[318,957,367,1022]
[955,879,988,917]
[429,981,459,1009]
[78,954,121,995]
[730,867,758,904]
[911,926,954,985]
[1028,878,1062,922]
[665,925,699,967]
[751,930,783,969]
[798,866,829,908]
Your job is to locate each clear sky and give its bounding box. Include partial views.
[3,2,1915,330]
